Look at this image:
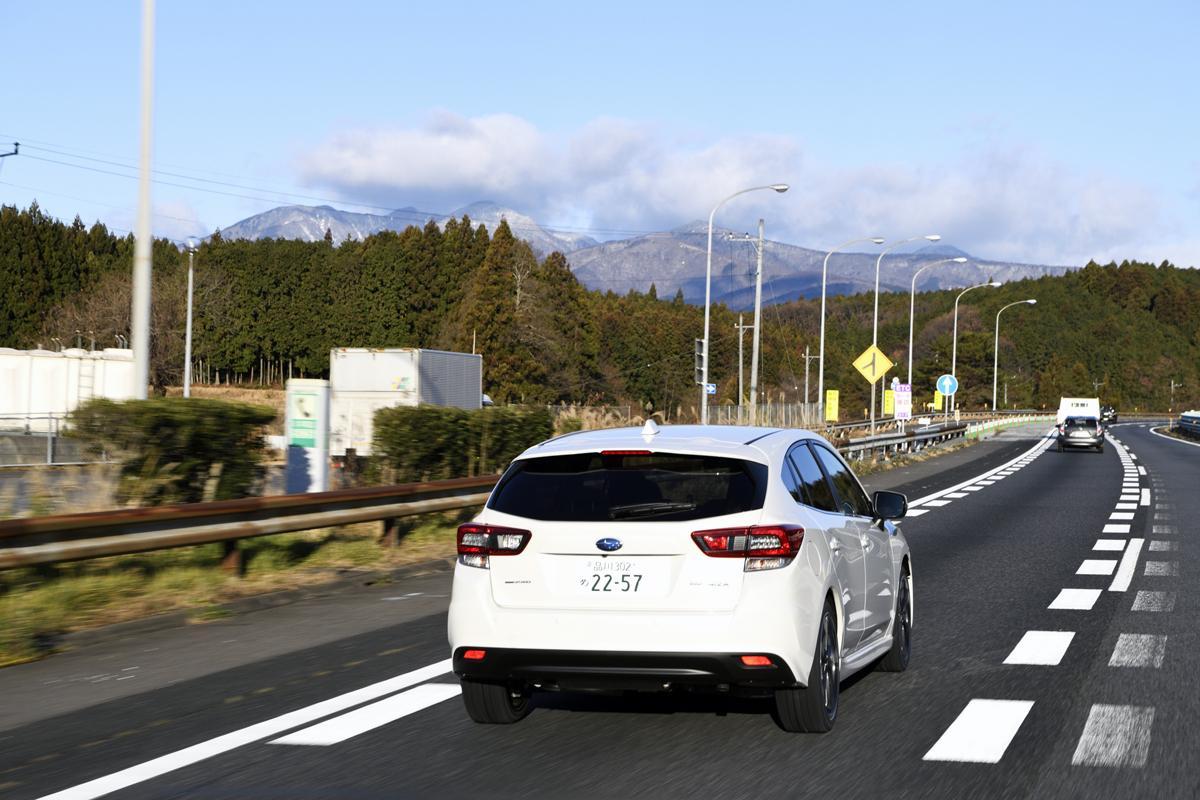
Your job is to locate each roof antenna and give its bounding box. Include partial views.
[641,419,660,438]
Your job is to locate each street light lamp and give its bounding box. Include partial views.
[993,299,1036,411]
[817,236,885,424]
[700,183,789,424]
[868,234,940,434]
[950,280,1001,414]
[907,256,968,387]
[183,237,198,398]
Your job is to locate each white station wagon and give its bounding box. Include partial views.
[447,421,912,732]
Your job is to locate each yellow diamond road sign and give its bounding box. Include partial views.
[853,345,894,384]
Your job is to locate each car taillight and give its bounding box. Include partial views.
[691,525,804,571]
[457,523,532,569]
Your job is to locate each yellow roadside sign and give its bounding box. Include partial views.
[933,390,944,411]
[825,390,839,422]
[853,345,894,384]
[884,389,895,415]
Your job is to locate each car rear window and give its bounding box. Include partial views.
[1066,417,1098,429]
[487,452,768,522]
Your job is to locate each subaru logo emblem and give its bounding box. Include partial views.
[596,537,623,552]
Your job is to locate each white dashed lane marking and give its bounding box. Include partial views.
[1103,524,1132,534]
[923,699,1035,763]
[1077,559,1117,576]
[1140,489,1150,506]
[1147,541,1176,552]
[1004,631,1075,665]
[1132,591,1175,612]
[1143,561,1179,577]
[1109,512,1135,521]
[1093,539,1126,551]
[1071,705,1154,767]
[1050,588,1102,610]
[1109,634,1167,668]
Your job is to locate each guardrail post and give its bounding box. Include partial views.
[380,517,413,547]
[221,540,244,575]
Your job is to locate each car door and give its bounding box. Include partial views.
[785,442,867,652]
[810,443,894,648]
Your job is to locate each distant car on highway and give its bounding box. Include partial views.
[1056,416,1105,452]
[1101,405,1118,424]
[447,421,912,733]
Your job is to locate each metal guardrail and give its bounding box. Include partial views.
[839,423,969,461]
[0,475,499,570]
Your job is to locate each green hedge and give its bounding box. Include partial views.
[70,398,275,505]
[372,406,554,483]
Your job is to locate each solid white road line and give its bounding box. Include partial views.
[1144,561,1179,577]
[270,683,461,746]
[1004,631,1075,665]
[36,659,454,800]
[1109,634,1167,668]
[1093,539,1126,551]
[1140,489,1150,506]
[1049,588,1102,610]
[1109,538,1145,592]
[1103,524,1132,534]
[1148,541,1177,552]
[1132,591,1175,612]
[1077,559,1117,576]
[1149,425,1200,448]
[1071,704,1154,767]
[923,699,1034,763]
[908,432,1053,508]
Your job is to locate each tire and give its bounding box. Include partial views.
[1096,444,1104,453]
[1057,441,1064,452]
[774,600,839,733]
[461,679,532,724]
[879,566,912,672]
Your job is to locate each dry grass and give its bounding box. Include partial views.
[0,509,470,666]
[163,385,286,434]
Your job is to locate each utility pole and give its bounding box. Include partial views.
[1092,378,1104,394]
[1171,379,1183,411]
[802,345,819,405]
[735,314,753,420]
[749,219,765,425]
[131,0,156,399]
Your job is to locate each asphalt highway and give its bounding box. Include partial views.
[2,422,1196,799]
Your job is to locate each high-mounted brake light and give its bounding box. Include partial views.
[600,449,653,456]
[457,523,532,569]
[691,525,804,571]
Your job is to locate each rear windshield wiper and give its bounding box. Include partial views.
[608,501,697,519]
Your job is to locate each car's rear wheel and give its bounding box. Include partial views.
[1096,443,1104,453]
[461,679,532,724]
[879,565,912,672]
[774,600,839,733]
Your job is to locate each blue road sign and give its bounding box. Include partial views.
[705,383,717,395]
[937,374,959,396]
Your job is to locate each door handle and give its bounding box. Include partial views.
[829,539,841,553]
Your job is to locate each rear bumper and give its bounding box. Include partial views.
[452,646,799,690]
[1058,434,1103,447]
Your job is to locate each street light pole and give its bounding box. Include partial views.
[869,234,941,435]
[908,256,968,386]
[131,0,156,399]
[183,238,198,398]
[817,236,884,424]
[701,184,788,424]
[950,280,1001,414]
[992,299,1036,411]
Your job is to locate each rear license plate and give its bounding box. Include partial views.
[577,558,648,593]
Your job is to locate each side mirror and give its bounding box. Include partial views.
[872,490,908,521]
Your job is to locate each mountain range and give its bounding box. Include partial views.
[218,203,1073,310]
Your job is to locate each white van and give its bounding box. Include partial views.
[1057,397,1100,426]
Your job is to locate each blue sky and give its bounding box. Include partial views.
[2,1,1198,266]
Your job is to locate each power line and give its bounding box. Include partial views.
[6,136,664,240]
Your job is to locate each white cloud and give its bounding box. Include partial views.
[298,112,1187,266]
